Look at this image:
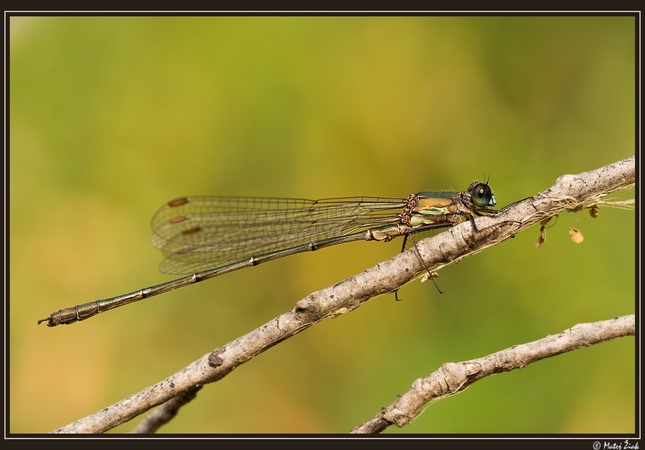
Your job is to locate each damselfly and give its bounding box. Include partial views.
[38,181,498,327]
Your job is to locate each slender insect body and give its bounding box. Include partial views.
[38,182,499,327]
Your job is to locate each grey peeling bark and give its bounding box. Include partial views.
[352,315,635,433]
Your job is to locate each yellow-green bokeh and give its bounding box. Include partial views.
[10,15,635,434]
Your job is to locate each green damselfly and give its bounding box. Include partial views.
[38,181,498,327]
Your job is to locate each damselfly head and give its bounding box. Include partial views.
[468,182,496,208]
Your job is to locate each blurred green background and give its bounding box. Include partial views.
[9,16,635,434]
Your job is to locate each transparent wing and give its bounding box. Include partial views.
[151,196,406,274]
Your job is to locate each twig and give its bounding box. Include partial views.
[351,314,635,433]
[48,156,635,433]
[131,386,203,434]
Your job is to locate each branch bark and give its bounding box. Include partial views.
[130,386,202,434]
[351,314,635,433]
[48,156,635,434]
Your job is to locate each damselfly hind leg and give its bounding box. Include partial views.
[394,234,443,301]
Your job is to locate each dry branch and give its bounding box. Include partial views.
[351,314,635,433]
[49,156,635,434]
